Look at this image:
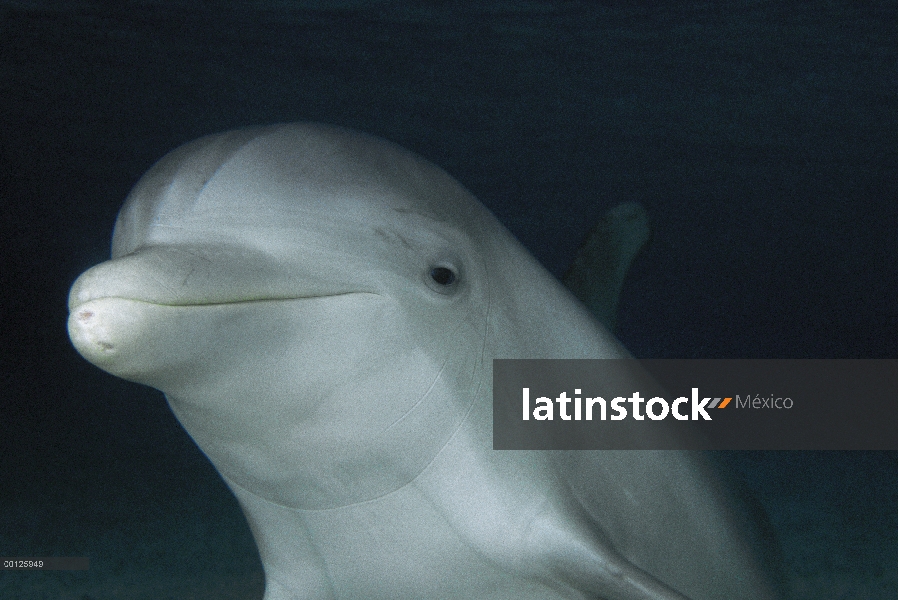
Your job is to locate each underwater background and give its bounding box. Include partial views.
[1,1,896,598]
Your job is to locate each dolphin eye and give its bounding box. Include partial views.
[424,261,461,295]
[430,266,456,286]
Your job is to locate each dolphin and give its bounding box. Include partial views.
[67,123,781,600]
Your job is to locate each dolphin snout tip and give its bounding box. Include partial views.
[67,299,121,362]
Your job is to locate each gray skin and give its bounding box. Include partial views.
[68,123,782,600]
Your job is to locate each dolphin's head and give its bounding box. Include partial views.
[67,123,503,508]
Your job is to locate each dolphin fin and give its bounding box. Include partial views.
[562,201,650,332]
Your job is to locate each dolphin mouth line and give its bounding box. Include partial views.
[70,291,377,311]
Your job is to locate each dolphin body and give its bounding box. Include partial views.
[68,123,781,600]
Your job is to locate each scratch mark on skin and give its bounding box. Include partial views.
[182,248,213,262]
[149,273,177,296]
[373,227,414,251]
[180,267,196,287]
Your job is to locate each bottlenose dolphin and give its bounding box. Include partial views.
[68,123,781,600]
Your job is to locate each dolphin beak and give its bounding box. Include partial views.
[67,243,349,311]
[67,243,377,382]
